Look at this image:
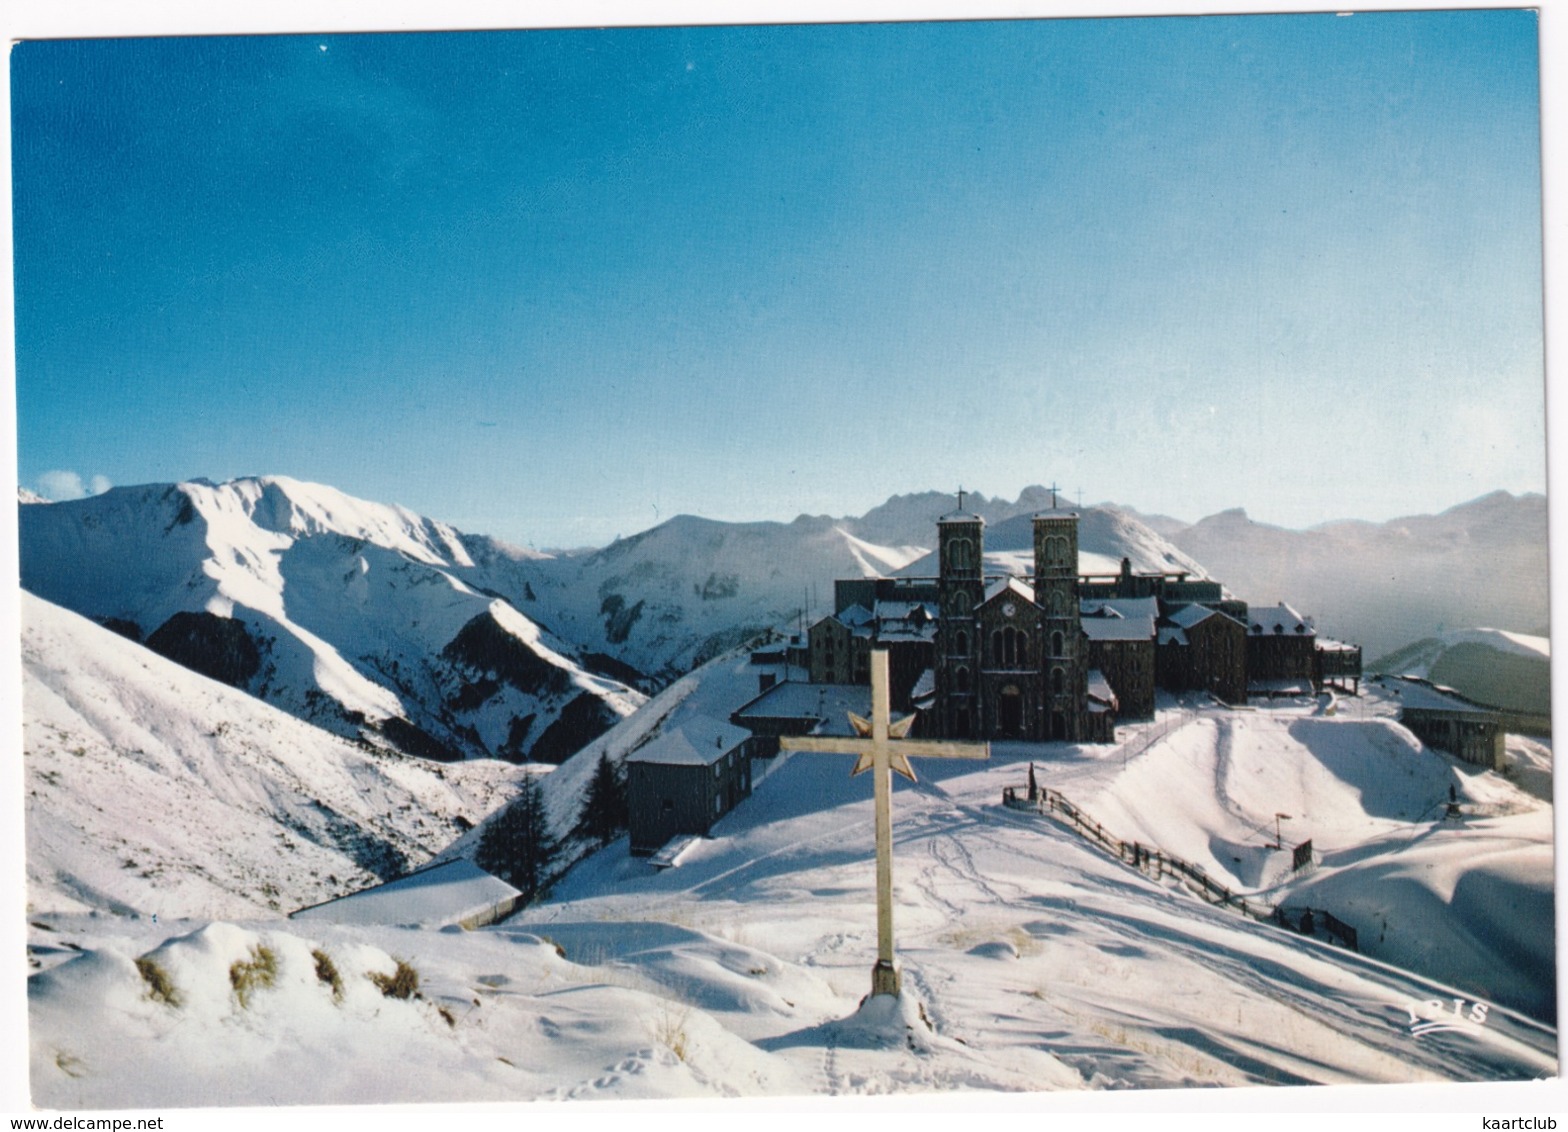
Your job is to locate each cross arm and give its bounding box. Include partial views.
[777,737,989,760]
[894,739,991,760]
[778,735,874,755]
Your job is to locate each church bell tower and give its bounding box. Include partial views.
[1033,496,1083,741]
[936,492,984,738]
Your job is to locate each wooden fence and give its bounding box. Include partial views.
[1002,784,1355,951]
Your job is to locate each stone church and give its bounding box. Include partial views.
[778,494,1361,745]
[932,500,1112,741]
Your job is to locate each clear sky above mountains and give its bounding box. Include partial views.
[10,6,1545,549]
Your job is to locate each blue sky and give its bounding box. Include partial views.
[10,9,1545,547]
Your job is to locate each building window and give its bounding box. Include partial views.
[955,630,968,656]
[957,666,971,693]
[1052,666,1065,695]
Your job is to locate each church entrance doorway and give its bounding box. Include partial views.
[1050,711,1068,741]
[998,685,1023,737]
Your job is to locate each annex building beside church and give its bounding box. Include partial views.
[748,497,1361,745]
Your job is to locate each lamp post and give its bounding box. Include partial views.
[1274,812,1291,850]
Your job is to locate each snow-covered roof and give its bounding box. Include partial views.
[628,713,749,767]
[1080,596,1157,642]
[1383,676,1495,715]
[1082,595,1158,619]
[910,667,936,703]
[873,600,937,622]
[878,625,937,643]
[835,604,874,629]
[873,599,938,642]
[1247,603,1315,636]
[1158,627,1188,647]
[731,681,874,736]
[984,576,1036,606]
[1083,619,1151,643]
[290,858,521,928]
[1168,603,1219,629]
[938,509,983,524]
[1085,669,1117,706]
[1316,637,1360,653]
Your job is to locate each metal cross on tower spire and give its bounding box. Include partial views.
[779,650,990,998]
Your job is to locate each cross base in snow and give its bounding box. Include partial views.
[870,958,901,998]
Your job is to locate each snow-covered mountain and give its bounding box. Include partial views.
[1370,629,1551,717]
[21,591,525,920]
[1164,492,1548,661]
[496,513,931,682]
[19,477,645,764]
[19,475,1545,765]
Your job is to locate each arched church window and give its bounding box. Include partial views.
[1051,666,1065,695]
[949,590,971,615]
[957,666,971,693]
[1052,630,1064,657]
[955,630,968,656]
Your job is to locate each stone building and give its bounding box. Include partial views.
[765,494,1362,745]
[1385,676,1507,770]
[626,714,753,855]
[1157,603,1249,704]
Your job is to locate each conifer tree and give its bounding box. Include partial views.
[575,752,628,848]
[476,773,558,902]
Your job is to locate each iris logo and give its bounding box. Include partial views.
[1404,996,1490,1037]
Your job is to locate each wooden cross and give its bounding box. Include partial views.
[779,649,990,998]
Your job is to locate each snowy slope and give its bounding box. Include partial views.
[1065,701,1554,1020]
[19,477,645,763]
[22,591,525,919]
[1371,629,1551,717]
[27,657,1556,1107]
[1170,492,1549,661]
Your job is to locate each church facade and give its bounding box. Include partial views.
[932,503,1113,741]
